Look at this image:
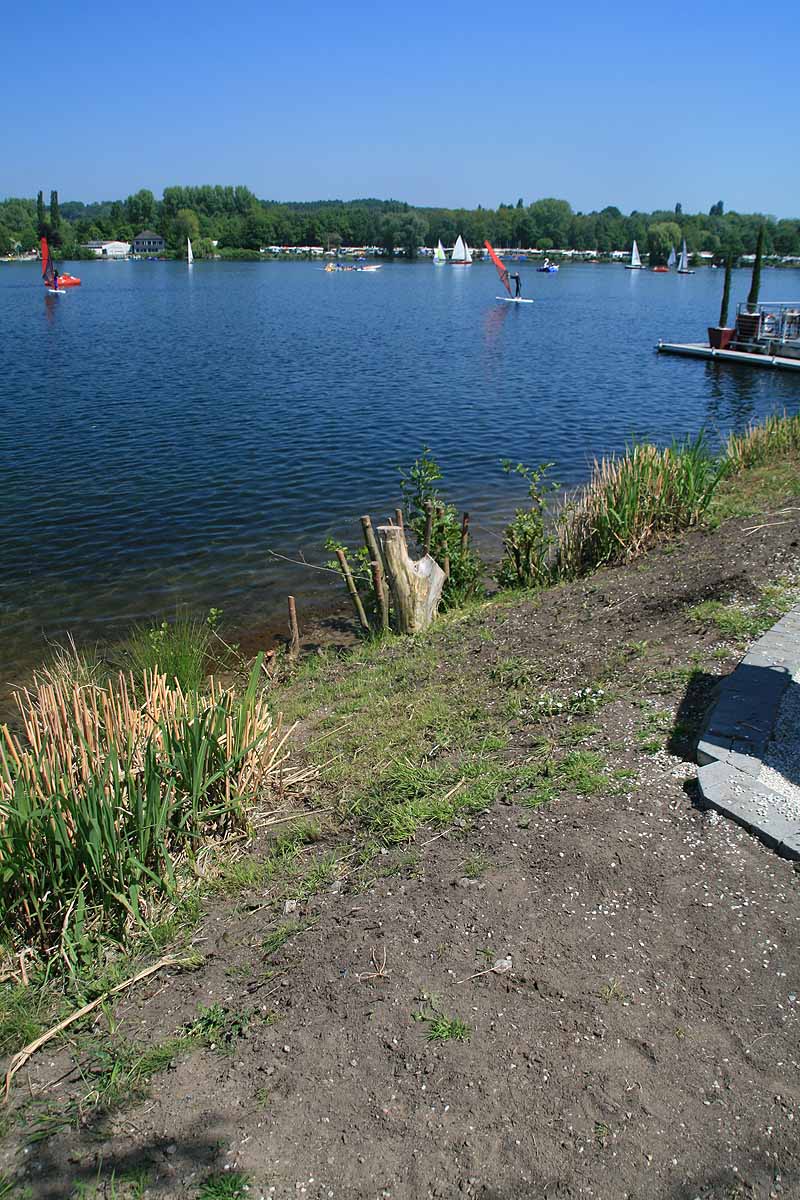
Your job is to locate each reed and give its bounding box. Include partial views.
[725,411,800,472]
[0,656,289,962]
[556,436,724,577]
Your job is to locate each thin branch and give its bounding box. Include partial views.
[267,550,342,576]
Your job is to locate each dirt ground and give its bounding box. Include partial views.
[8,510,800,1200]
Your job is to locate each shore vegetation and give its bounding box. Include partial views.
[2,189,797,260]
[1,408,800,1170]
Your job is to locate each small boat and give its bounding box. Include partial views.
[187,237,194,265]
[433,240,447,266]
[41,237,81,289]
[537,257,558,273]
[450,235,472,265]
[652,265,669,273]
[625,240,643,270]
[667,245,677,269]
[677,240,695,274]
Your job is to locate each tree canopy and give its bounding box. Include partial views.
[2,189,798,259]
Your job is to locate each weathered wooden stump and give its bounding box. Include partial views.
[377,525,445,635]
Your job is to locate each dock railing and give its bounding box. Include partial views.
[736,301,800,345]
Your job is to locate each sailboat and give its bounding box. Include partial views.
[625,240,643,270]
[433,240,446,265]
[187,237,194,265]
[667,245,677,269]
[450,234,472,265]
[677,239,694,274]
[41,237,81,291]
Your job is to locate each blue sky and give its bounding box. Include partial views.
[4,0,797,214]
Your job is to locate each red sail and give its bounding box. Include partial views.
[485,240,510,295]
[41,237,55,285]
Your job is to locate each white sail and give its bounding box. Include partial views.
[463,239,473,262]
[187,238,194,265]
[434,240,446,263]
[451,235,467,262]
[678,240,688,271]
[667,245,676,268]
[631,240,641,268]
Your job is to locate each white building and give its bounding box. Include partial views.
[84,240,131,258]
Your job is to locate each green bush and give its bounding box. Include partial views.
[496,460,559,589]
[400,447,484,610]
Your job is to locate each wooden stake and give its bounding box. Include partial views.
[423,501,433,554]
[361,515,389,633]
[394,507,404,531]
[335,549,370,633]
[460,512,470,552]
[287,596,300,660]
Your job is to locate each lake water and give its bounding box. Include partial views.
[2,258,799,677]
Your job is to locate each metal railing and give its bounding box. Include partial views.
[736,301,800,344]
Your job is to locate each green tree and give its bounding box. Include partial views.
[647,221,682,266]
[718,256,733,328]
[394,211,428,258]
[125,188,156,230]
[747,225,764,311]
[171,207,201,250]
[49,190,61,246]
[36,190,45,236]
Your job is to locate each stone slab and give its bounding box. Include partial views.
[696,605,800,860]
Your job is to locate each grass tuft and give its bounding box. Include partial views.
[557,436,725,577]
[197,1173,251,1199]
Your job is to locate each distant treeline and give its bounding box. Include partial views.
[2,187,798,261]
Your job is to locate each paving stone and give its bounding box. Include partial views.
[696,604,800,861]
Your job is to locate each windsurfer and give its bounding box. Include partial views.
[52,268,59,291]
[509,272,522,298]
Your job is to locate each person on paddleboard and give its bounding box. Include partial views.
[509,272,522,298]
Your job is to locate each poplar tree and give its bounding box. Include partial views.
[36,190,45,236]
[746,225,764,312]
[49,190,61,245]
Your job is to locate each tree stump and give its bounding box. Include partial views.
[377,525,446,634]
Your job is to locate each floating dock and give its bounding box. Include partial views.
[657,341,800,372]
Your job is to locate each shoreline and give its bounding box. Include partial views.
[4,449,800,1196]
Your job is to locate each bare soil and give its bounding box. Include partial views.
[9,510,800,1200]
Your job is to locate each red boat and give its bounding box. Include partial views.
[41,237,81,289]
[652,266,669,273]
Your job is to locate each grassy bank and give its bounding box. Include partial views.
[1,409,799,1170]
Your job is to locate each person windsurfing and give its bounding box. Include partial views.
[509,271,522,298]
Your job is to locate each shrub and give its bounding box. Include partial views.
[496,460,559,589]
[399,448,484,610]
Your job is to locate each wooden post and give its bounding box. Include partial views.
[360,515,389,633]
[335,548,370,634]
[460,512,470,553]
[423,502,433,554]
[377,525,446,635]
[287,596,300,660]
[394,507,404,531]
